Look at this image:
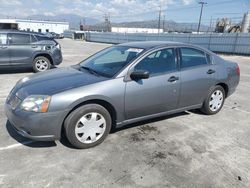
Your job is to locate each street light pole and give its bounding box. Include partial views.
[197,1,207,33]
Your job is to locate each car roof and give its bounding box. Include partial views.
[0,29,45,36]
[118,41,185,49]
[118,41,213,54]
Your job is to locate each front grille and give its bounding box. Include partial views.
[8,95,21,110]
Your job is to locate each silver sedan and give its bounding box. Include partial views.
[5,41,240,149]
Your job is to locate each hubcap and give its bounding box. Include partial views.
[35,59,49,71]
[209,90,224,112]
[75,112,106,144]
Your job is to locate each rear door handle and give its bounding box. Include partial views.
[207,69,216,74]
[31,45,38,48]
[168,76,179,82]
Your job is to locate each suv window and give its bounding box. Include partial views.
[9,33,30,45]
[180,48,208,68]
[31,35,37,43]
[135,48,176,75]
[35,35,51,41]
[0,34,7,45]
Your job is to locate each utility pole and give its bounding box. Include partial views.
[208,16,213,33]
[158,6,161,34]
[104,13,111,32]
[197,1,207,33]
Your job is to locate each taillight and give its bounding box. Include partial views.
[236,64,240,76]
[55,43,61,49]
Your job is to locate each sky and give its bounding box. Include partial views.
[0,0,249,24]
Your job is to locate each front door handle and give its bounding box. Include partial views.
[168,76,179,82]
[207,69,216,74]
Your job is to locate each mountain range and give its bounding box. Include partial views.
[0,13,210,32]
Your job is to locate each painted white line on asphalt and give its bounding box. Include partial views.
[234,108,250,115]
[0,141,34,151]
[225,105,250,115]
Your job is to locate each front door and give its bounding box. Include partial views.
[0,33,10,66]
[125,48,180,119]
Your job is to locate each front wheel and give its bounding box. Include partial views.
[32,56,51,72]
[64,104,112,149]
[201,85,225,115]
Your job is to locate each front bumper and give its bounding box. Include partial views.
[5,102,65,141]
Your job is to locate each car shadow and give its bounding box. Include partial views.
[0,66,57,74]
[111,111,190,133]
[5,111,193,149]
[59,132,77,149]
[0,67,33,74]
[188,109,206,115]
[6,121,57,148]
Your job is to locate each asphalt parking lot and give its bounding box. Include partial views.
[0,39,250,188]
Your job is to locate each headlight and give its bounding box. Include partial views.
[21,95,51,113]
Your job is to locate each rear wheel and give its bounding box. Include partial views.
[64,104,112,149]
[201,85,225,115]
[33,56,51,72]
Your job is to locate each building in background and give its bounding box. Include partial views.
[111,27,164,33]
[0,19,69,34]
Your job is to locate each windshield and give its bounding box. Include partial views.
[79,46,144,78]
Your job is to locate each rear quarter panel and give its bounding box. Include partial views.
[213,55,240,97]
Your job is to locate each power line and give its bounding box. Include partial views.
[111,0,238,20]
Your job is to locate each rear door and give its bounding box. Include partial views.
[178,47,216,108]
[8,33,36,65]
[0,33,10,66]
[125,48,180,119]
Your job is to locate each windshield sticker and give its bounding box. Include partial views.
[126,48,143,53]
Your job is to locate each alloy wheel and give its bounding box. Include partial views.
[35,59,49,71]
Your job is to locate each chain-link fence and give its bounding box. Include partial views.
[85,32,250,55]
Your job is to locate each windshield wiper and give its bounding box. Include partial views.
[81,66,101,76]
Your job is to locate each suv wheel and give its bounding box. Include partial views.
[64,104,112,149]
[201,85,225,115]
[33,56,51,72]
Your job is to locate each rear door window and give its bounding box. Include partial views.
[9,33,31,45]
[180,48,208,69]
[0,34,7,45]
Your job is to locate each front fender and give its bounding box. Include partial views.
[49,78,126,124]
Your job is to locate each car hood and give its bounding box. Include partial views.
[15,66,109,99]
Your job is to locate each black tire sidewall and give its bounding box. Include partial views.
[33,56,51,73]
[202,85,225,115]
[64,104,112,149]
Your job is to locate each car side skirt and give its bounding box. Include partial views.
[116,104,202,128]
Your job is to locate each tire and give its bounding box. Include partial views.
[32,56,51,73]
[64,104,112,149]
[201,85,225,115]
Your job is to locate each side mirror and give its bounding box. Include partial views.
[130,70,150,80]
